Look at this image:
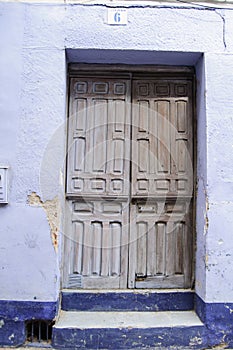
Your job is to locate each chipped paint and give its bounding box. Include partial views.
[225,305,233,314]
[8,334,14,341]
[189,336,203,346]
[204,189,209,235]
[205,254,209,269]
[28,192,61,251]
[61,290,194,311]
[0,321,4,329]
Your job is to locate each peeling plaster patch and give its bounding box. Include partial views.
[28,192,60,251]
[0,319,5,328]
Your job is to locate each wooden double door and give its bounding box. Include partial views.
[64,69,194,289]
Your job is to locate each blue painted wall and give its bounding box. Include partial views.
[1,0,233,347]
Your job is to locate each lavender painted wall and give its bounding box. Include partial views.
[0,2,66,302]
[204,53,233,302]
[0,1,233,304]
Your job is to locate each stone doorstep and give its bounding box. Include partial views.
[52,310,206,349]
[55,310,203,329]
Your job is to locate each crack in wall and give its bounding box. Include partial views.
[66,2,228,49]
[27,192,61,252]
[215,9,227,49]
[64,2,233,10]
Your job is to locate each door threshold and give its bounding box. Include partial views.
[62,288,194,293]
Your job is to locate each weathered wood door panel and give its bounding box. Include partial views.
[64,71,194,289]
[128,77,193,288]
[65,74,131,288]
[128,200,192,288]
[131,79,193,198]
[67,76,131,198]
[63,199,129,289]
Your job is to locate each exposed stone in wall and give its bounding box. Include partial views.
[27,192,60,251]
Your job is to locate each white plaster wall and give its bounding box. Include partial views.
[0,1,233,303]
[65,5,224,52]
[195,55,208,301]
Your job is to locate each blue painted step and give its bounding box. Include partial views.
[61,289,194,312]
[52,310,207,349]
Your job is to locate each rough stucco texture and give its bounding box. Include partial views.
[65,6,224,52]
[0,3,66,301]
[204,53,233,302]
[0,2,233,303]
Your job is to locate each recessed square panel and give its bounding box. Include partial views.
[111,179,123,192]
[76,82,88,94]
[156,180,169,190]
[73,178,84,191]
[175,84,187,96]
[102,203,122,213]
[138,84,149,96]
[166,202,185,213]
[137,180,148,191]
[177,179,187,190]
[114,83,126,95]
[91,179,106,191]
[93,82,108,94]
[155,84,170,96]
[74,202,93,213]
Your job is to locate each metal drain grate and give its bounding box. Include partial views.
[26,320,54,344]
[68,273,83,288]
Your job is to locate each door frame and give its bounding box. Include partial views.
[62,64,196,290]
